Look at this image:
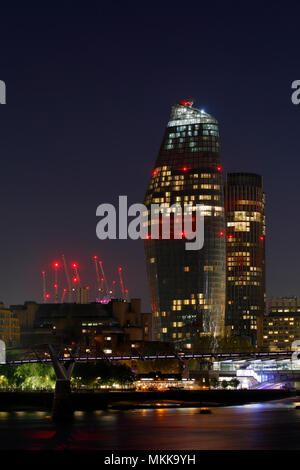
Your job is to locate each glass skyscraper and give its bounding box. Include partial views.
[224,173,266,346]
[144,101,226,349]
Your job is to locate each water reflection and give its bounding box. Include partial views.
[0,400,299,449]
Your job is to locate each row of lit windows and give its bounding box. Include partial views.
[228,281,261,286]
[228,211,263,222]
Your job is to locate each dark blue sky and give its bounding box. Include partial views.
[0,1,299,309]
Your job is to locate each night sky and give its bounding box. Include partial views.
[0,1,299,309]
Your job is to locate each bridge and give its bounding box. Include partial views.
[4,349,295,365]
[1,346,298,421]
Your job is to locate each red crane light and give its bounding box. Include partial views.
[179,100,193,107]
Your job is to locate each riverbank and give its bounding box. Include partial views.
[0,389,295,411]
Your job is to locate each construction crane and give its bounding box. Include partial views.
[61,288,67,303]
[118,267,125,300]
[93,255,102,299]
[99,260,109,297]
[72,262,81,287]
[62,254,72,302]
[111,280,116,297]
[125,288,129,301]
[41,271,47,303]
[53,261,60,303]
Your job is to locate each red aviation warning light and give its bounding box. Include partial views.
[216,166,222,172]
[152,170,158,176]
[72,262,78,268]
[228,234,233,239]
[72,277,78,283]
[259,236,264,241]
[45,293,51,299]
[179,100,194,107]
[219,231,224,236]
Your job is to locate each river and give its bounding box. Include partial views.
[0,398,299,450]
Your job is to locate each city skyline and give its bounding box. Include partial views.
[0,3,299,308]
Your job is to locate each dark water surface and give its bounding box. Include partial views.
[1,399,300,450]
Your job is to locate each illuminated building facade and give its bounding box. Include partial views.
[0,303,20,345]
[224,173,265,346]
[263,297,300,350]
[144,101,226,349]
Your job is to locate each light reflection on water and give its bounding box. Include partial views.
[0,399,299,450]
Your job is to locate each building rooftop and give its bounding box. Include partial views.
[167,101,217,127]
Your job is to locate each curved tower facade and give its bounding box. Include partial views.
[224,173,266,346]
[144,101,226,349]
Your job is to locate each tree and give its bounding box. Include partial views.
[72,361,134,388]
[229,378,240,389]
[14,363,55,389]
[217,336,255,353]
[209,378,218,389]
[135,342,180,374]
[221,380,229,389]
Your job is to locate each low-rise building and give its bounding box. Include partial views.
[0,302,20,345]
[263,297,300,350]
[10,298,153,354]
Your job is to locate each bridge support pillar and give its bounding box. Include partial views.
[52,379,73,422]
[48,344,79,422]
